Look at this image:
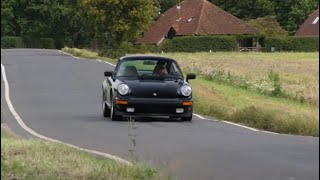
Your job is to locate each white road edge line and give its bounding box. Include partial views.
[222,120,259,131]
[261,130,280,135]
[193,113,217,121]
[195,113,259,131]
[193,113,205,119]
[104,61,116,67]
[1,64,132,166]
[58,50,80,59]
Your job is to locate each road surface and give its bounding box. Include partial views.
[1,49,318,180]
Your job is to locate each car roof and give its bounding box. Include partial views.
[119,55,177,62]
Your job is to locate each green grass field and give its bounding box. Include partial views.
[1,126,158,179]
[63,48,319,136]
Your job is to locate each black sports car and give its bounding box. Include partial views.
[102,55,196,121]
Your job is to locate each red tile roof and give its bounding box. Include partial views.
[295,9,319,37]
[137,0,259,45]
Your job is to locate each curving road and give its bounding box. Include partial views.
[1,49,319,180]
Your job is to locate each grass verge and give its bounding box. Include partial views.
[62,48,319,136]
[192,79,318,136]
[63,47,118,64]
[1,126,158,179]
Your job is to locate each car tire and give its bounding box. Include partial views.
[110,96,121,121]
[181,115,192,121]
[102,92,111,117]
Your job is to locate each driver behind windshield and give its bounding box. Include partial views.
[153,61,168,75]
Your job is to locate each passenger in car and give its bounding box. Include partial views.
[123,66,138,76]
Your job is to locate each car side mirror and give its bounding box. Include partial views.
[104,71,113,77]
[186,73,196,82]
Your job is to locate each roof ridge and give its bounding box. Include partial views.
[195,0,206,34]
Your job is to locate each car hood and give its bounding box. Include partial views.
[123,79,184,98]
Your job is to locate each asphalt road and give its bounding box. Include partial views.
[1,49,319,180]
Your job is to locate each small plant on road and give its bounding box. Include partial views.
[128,117,138,164]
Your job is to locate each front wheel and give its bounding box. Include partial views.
[181,115,192,121]
[110,96,121,121]
[102,93,110,117]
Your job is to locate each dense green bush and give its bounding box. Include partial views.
[54,38,65,49]
[1,36,25,48]
[264,37,319,52]
[22,37,56,49]
[1,36,59,49]
[160,36,238,52]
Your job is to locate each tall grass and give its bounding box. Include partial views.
[155,52,319,106]
[192,79,319,136]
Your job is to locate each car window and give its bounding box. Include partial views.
[116,59,182,77]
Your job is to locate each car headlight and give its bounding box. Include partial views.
[118,84,130,95]
[181,85,192,97]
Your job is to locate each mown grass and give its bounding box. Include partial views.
[1,127,158,179]
[62,48,319,136]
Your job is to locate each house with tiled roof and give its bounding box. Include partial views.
[295,8,319,37]
[137,0,259,49]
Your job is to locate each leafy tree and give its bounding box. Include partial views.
[64,0,94,48]
[1,0,16,36]
[82,0,158,48]
[247,16,288,37]
[209,0,274,20]
[286,0,319,35]
[273,0,318,35]
[1,0,71,38]
[157,0,182,14]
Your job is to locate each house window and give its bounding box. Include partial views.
[167,27,176,39]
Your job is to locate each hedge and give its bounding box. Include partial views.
[22,37,56,49]
[1,36,24,48]
[99,42,159,59]
[1,36,62,49]
[264,36,319,52]
[54,38,65,50]
[160,36,238,52]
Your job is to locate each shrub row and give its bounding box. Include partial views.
[1,36,65,49]
[99,42,159,59]
[160,36,238,52]
[1,36,25,48]
[264,36,319,52]
[152,36,318,53]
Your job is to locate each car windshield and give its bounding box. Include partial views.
[116,59,183,79]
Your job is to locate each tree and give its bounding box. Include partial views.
[273,0,318,35]
[157,0,182,14]
[1,0,71,38]
[82,0,158,48]
[286,0,319,35]
[247,16,288,37]
[209,0,274,20]
[1,0,16,36]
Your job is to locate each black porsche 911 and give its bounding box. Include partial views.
[102,55,196,121]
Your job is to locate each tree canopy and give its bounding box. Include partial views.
[1,0,318,48]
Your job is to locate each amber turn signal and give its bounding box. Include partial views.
[183,101,193,106]
[116,100,128,105]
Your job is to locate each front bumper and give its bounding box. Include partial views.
[114,98,193,117]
